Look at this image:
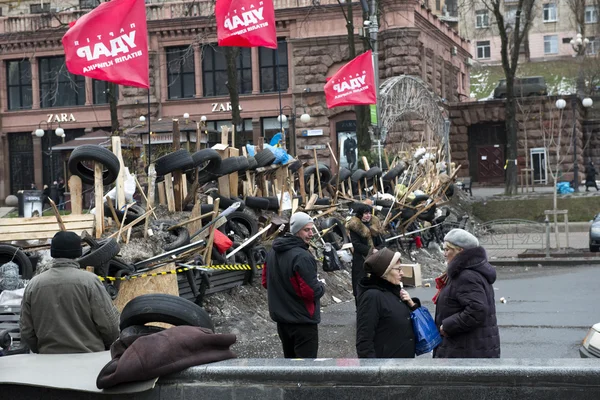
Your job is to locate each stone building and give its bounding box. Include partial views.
[0,0,470,200]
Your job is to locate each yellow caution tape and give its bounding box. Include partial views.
[98,263,265,282]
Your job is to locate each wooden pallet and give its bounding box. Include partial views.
[177,268,250,303]
[0,214,95,242]
[0,306,21,348]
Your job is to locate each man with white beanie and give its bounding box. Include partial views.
[262,212,325,358]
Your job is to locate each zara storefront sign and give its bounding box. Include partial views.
[211,102,243,112]
[47,113,77,123]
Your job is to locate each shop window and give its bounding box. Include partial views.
[39,56,85,108]
[6,59,32,110]
[261,116,289,144]
[202,45,252,97]
[166,46,195,100]
[206,119,253,148]
[259,39,289,93]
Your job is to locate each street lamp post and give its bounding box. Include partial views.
[278,106,310,156]
[35,123,65,188]
[570,33,590,97]
[139,115,151,165]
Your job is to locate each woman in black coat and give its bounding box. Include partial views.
[346,203,384,306]
[356,248,420,358]
[433,228,500,358]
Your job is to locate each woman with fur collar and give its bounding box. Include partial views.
[433,228,500,358]
[346,203,385,306]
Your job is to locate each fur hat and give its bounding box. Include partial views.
[353,203,371,218]
[364,248,402,278]
[290,212,314,235]
[51,231,82,259]
[444,228,479,250]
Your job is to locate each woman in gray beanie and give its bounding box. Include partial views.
[433,228,500,358]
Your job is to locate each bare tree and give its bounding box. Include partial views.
[480,0,537,195]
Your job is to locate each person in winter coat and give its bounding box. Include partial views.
[20,231,120,354]
[346,203,384,305]
[585,161,599,191]
[356,248,420,358]
[433,228,500,358]
[262,212,325,358]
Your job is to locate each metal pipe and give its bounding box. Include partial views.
[572,96,578,192]
[369,0,382,169]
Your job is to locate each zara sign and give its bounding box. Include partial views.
[47,113,77,123]
[211,102,243,112]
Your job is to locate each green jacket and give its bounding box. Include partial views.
[20,259,120,354]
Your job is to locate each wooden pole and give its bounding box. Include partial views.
[110,136,126,209]
[94,162,104,238]
[47,198,66,231]
[313,148,323,197]
[298,164,306,202]
[164,173,176,212]
[144,164,156,239]
[68,175,82,215]
[203,198,220,267]
[172,119,183,211]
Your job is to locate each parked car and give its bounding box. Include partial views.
[493,76,548,99]
[589,213,600,252]
[580,322,600,358]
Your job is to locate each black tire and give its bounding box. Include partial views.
[221,211,259,241]
[315,197,331,206]
[351,169,367,182]
[77,238,120,269]
[245,196,272,210]
[191,149,221,173]
[151,220,191,252]
[210,193,245,211]
[374,199,394,208]
[304,163,332,184]
[119,293,214,331]
[215,156,249,176]
[107,257,136,275]
[320,218,349,250]
[445,183,455,198]
[365,167,382,180]
[329,167,352,186]
[251,245,268,265]
[154,149,194,176]
[104,203,146,227]
[68,145,121,185]
[0,244,33,280]
[383,163,406,181]
[247,156,258,170]
[289,160,302,173]
[255,149,276,167]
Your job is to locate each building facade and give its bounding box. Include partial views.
[459,1,600,64]
[0,0,470,200]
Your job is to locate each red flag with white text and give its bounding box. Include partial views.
[216,0,277,49]
[324,50,376,108]
[62,0,149,88]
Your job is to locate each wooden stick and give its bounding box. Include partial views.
[107,208,154,239]
[203,199,220,267]
[144,164,157,239]
[327,142,338,167]
[133,175,157,218]
[313,148,322,198]
[298,164,306,202]
[47,198,66,232]
[115,203,131,244]
[94,162,104,238]
[164,173,176,212]
[69,175,83,215]
[167,211,215,230]
[225,223,272,259]
[105,196,122,228]
[309,174,315,197]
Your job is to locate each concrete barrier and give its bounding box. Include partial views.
[3,358,600,399]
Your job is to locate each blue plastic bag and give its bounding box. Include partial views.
[411,306,442,355]
[264,143,291,165]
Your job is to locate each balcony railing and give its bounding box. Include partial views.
[0,0,339,34]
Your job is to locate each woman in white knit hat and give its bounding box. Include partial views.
[433,228,500,358]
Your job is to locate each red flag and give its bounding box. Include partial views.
[216,0,277,49]
[324,50,377,108]
[62,0,149,88]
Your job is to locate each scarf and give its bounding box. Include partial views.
[432,272,448,304]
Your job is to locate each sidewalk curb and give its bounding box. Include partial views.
[490,257,600,267]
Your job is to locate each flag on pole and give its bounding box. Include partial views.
[324,50,377,108]
[216,0,277,49]
[62,0,149,88]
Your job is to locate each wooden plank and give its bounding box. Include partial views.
[297,164,306,202]
[0,221,96,234]
[94,162,104,239]
[172,120,183,212]
[69,175,83,215]
[164,173,176,212]
[144,164,157,239]
[228,147,240,197]
[203,199,220,267]
[157,181,166,205]
[113,263,179,313]
[312,149,322,198]
[111,136,126,209]
[0,227,95,242]
[182,173,188,199]
[0,214,94,226]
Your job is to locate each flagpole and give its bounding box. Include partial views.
[276,43,284,151]
[147,90,151,165]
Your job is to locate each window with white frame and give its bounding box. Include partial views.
[587,37,600,55]
[543,35,558,54]
[543,3,557,22]
[585,5,598,24]
[476,10,489,28]
[504,7,517,26]
[476,41,491,59]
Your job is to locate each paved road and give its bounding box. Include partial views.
[317,265,600,359]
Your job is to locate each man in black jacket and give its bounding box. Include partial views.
[262,212,325,358]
